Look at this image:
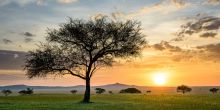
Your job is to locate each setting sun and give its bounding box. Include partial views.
[152,72,168,86]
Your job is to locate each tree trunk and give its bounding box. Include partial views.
[182,90,185,94]
[82,78,90,103]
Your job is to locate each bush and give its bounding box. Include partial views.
[146,90,151,93]
[18,88,34,95]
[95,88,105,94]
[70,90,77,94]
[1,89,12,96]
[108,91,113,94]
[120,88,141,93]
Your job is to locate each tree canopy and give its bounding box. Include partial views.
[210,88,219,94]
[24,17,146,103]
[177,85,192,94]
[95,88,106,94]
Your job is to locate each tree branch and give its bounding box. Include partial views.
[89,63,97,78]
[53,68,86,80]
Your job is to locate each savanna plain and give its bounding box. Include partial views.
[1,94,220,110]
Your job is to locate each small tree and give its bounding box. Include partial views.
[120,88,141,93]
[24,17,146,103]
[146,90,151,93]
[18,88,34,95]
[95,88,105,94]
[26,88,34,94]
[70,90,77,94]
[177,85,192,94]
[18,90,26,95]
[1,89,12,96]
[210,88,219,94]
[108,91,113,94]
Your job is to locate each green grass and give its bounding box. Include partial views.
[0,94,220,110]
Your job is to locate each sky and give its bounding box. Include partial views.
[0,0,220,86]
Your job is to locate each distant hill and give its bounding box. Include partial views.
[0,83,219,94]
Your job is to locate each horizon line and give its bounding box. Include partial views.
[1,83,220,87]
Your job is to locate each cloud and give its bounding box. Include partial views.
[204,0,220,5]
[147,40,220,62]
[126,0,189,18]
[0,0,78,6]
[0,0,34,6]
[91,0,190,21]
[164,42,220,62]
[0,50,27,70]
[57,0,78,4]
[2,39,13,44]
[200,32,217,38]
[169,0,187,8]
[145,41,203,62]
[22,32,35,37]
[196,43,220,61]
[151,41,182,52]
[197,43,220,53]
[90,13,108,21]
[24,37,33,43]
[174,16,220,41]
[20,32,35,43]
[36,0,46,6]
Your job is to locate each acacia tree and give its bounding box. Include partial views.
[24,17,146,103]
[95,88,105,94]
[177,85,192,94]
[210,88,219,94]
[119,88,141,93]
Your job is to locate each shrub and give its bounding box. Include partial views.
[120,88,141,93]
[108,91,113,94]
[18,88,34,95]
[70,90,77,94]
[146,90,151,93]
[1,89,12,96]
[95,88,105,94]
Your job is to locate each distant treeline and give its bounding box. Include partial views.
[1,86,219,96]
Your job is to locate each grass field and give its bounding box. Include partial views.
[0,94,220,110]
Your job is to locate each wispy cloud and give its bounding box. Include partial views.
[125,0,190,19]
[151,41,182,52]
[2,38,12,44]
[20,32,35,43]
[173,16,220,41]
[90,0,190,21]
[197,43,220,54]
[0,0,78,6]
[0,0,35,6]
[57,0,78,4]
[24,37,33,43]
[196,43,220,62]
[204,0,220,5]
[22,32,35,37]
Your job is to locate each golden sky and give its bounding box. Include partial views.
[0,0,220,86]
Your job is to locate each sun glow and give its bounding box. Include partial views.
[152,72,168,86]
